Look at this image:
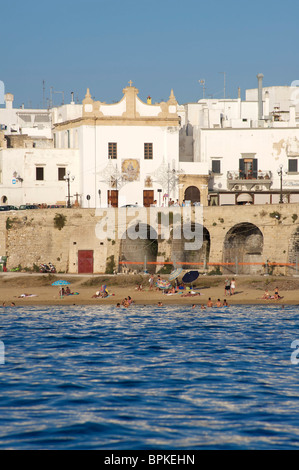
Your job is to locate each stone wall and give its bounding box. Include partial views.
[0,204,298,274]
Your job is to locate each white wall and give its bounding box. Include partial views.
[75,123,179,208]
[0,148,79,206]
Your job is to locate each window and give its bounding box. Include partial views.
[58,167,66,181]
[239,158,258,179]
[144,143,153,159]
[36,167,44,181]
[108,142,117,159]
[288,159,298,173]
[212,160,221,174]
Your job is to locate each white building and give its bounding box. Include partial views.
[53,83,180,208]
[0,93,52,138]
[178,74,299,205]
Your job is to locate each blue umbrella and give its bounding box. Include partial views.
[182,271,199,284]
[169,268,183,281]
[51,280,70,286]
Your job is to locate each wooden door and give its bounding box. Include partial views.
[108,190,118,207]
[143,190,154,207]
[78,250,94,273]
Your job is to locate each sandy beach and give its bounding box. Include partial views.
[0,272,298,307]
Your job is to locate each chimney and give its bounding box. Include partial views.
[257,73,264,120]
[5,93,14,110]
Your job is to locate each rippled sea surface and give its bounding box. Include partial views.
[0,303,299,449]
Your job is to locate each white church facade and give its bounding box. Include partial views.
[53,83,181,208]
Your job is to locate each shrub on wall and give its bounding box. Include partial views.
[54,213,67,230]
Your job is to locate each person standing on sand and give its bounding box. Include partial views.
[230,278,236,295]
[224,278,231,296]
[149,274,154,291]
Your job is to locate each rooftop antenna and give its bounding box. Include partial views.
[42,80,45,108]
[198,79,205,98]
[218,72,226,99]
[54,90,64,105]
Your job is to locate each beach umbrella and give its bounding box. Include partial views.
[182,271,199,284]
[169,268,183,281]
[156,279,172,290]
[51,280,71,286]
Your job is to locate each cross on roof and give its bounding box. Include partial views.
[128,80,133,87]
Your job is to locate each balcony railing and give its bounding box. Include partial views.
[227,170,272,190]
[227,170,272,181]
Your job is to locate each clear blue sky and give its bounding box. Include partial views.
[1,0,298,108]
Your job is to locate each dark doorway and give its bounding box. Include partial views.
[120,223,158,273]
[184,186,200,204]
[223,223,263,274]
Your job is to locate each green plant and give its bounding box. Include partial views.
[105,255,115,274]
[269,211,281,221]
[6,217,12,230]
[54,213,67,230]
[208,266,222,275]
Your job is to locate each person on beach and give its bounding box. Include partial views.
[224,278,231,296]
[207,298,213,307]
[157,301,163,307]
[201,304,206,310]
[216,299,222,307]
[149,274,154,291]
[262,289,270,299]
[274,287,281,300]
[223,299,229,307]
[230,278,236,295]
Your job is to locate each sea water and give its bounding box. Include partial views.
[0,303,299,450]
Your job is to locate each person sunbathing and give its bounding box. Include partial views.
[262,289,270,299]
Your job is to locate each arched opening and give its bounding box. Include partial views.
[1,196,7,204]
[223,223,263,274]
[120,223,158,274]
[288,227,299,275]
[184,186,200,205]
[172,224,210,270]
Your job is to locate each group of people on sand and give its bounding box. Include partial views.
[224,278,236,296]
[262,286,282,300]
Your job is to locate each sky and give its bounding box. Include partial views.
[1,0,299,108]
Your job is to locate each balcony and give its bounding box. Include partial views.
[227,170,272,190]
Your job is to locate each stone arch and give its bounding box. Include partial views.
[288,226,299,274]
[120,223,158,274]
[172,223,210,270]
[184,186,200,204]
[223,222,263,274]
[1,195,7,204]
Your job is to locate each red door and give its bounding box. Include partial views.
[78,250,94,273]
[108,190,118,207]
[143,190,154,207]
